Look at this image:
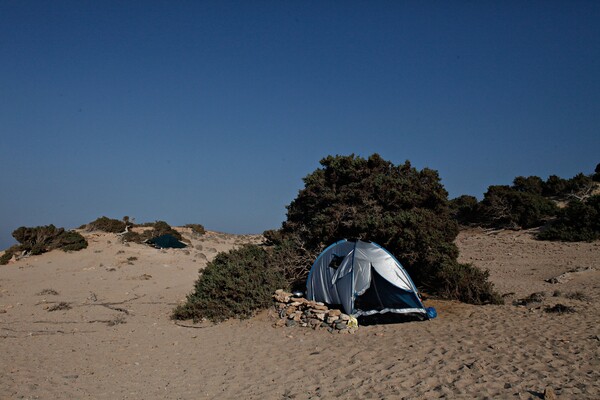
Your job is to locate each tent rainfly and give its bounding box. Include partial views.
[306,239,432,319]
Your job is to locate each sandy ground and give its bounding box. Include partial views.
[0,228,598,399]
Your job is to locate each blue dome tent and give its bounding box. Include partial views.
[306,239,431,319]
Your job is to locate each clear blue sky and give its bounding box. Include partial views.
[1,1,599,250]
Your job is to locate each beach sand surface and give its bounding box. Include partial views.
[1,228,598,399]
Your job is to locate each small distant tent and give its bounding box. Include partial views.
[147,234,187,249]
[306,239,429,319]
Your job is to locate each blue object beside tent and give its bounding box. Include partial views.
[426,307,437,319]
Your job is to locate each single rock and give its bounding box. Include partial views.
[285,306,297,315]
[335,321,348,330]
[327,309,342,317]
[273,319,286,328]
[290,297,306,303]
[273,289,292,303]
[308,318,321,327]
[543,387,557,400]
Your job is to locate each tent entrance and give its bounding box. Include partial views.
[354,268,423,313]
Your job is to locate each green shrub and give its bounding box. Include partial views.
[185,224,206,235]
[87,216,126,233]
[12,225,88,253]
[172,245,286,322]
[57,231,89,252]
[0,245,20,265]
[1,225,88,264]
[269,154,501,304]
[538,195,600,242]
[436,262,503,305]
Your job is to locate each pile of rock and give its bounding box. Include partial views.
[272,289,358,334]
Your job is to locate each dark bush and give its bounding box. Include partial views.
[270,154,501,304]
[541,173,595,199]
[566,173,595,195]
[594,163,600,182]
[151,221,183,240]
[479,185,557,229]
[542,175,570,197]
[57,231,89,252]
[449,195,480,226]
[513,176,544,195]
[538,195,600,242]
[119,220,182,244]
[1,225,88,264]
[121,231,144,243]
[172,244,286,322]
[87,216,126,233]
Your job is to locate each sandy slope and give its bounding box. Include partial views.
[0,228,598,399]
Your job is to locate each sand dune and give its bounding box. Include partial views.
[1,228,598,399]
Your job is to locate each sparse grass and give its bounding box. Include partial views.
[513,292,545,306]
[107,315,126,326]
[545,304,576,314]
[48,302,71,312]
[565,291,589,301]
[37,289,59,296]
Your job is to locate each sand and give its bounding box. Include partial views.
[1,228,598,399]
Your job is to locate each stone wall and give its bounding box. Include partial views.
[272,289,358,334]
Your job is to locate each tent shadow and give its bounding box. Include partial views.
[358,312,427,326]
